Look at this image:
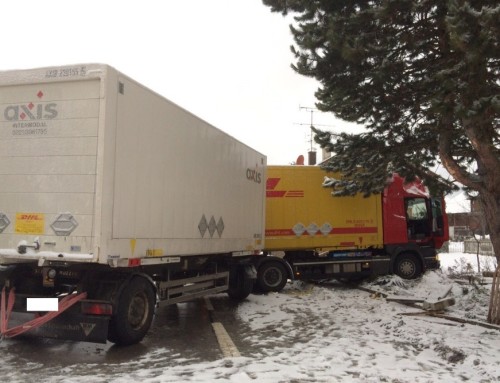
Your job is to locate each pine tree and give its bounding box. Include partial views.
[263,0,500,322]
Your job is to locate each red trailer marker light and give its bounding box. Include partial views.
[81,302,113,316]
[128,258,141,267]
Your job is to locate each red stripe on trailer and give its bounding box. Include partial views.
[265,227,378,236]
[331,227,378,234]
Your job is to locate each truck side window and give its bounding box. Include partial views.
[405,198,430,239]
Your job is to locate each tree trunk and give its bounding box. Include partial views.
[479,192,500,325]
[439,140,500,324]
[479,191,500,264]
[488,265,500,325]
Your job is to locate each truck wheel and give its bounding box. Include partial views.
[394,253,422,279]
[256,261,288,293]
[108,276,156,346]
[227,269,254,301]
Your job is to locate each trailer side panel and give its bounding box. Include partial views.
[264,166,384,252]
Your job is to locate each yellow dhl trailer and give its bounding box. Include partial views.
[249,166,449,293]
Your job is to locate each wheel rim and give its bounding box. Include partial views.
[264,267,283,288]
[128,291,149,330]
[399,260,415,277]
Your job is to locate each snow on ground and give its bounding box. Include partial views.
[232,253,500,382]
[1,250,499,382]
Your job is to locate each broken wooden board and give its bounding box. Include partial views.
[422,298,456,311]
[386,296,425,304]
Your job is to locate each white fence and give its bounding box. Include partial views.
[445,240,495,256]
[448,241,465,253]
[464,239,495,256]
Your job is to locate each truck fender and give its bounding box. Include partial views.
[251,255,294,281]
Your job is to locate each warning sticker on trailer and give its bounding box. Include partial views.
[146,248,163,257]
[15,213,45,234]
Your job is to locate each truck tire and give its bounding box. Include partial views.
[256,261,288,293]
[227,268,254,301]
[108,276,156,346]
[394,253,422,279]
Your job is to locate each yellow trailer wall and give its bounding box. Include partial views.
[265,166,384,251]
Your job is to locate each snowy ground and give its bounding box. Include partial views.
[227,251,500,383]
[1,249,499,382]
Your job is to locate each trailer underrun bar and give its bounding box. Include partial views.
[0,288,87,339]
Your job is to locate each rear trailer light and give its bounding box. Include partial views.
[81,301,113,316]
[128,258,141,267]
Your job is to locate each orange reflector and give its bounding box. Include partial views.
[81,301,113,316]
[128,258,141,267]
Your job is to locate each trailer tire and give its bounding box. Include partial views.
[108,276,156,346]
[256,261,288,293]
[394,253,422,280]
[227,269,254,301]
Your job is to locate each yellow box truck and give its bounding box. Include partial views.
[251,166,448,293]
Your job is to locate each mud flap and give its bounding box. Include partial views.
[7,310,109,344]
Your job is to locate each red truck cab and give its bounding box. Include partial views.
[383,175,449,274]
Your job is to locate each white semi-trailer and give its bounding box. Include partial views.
[0,64,266,345]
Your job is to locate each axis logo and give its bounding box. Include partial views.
[4,90,58,122]
[246,165,262,184]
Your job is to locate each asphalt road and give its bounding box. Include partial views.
[0,295,244,381]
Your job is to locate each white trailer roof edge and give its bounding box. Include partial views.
[0,63,266,158]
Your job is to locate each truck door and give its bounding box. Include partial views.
[405,198,431,242]
[431,197,449,248]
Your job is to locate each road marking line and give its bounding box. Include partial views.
[211,322,241,358]
[205,297,241,357]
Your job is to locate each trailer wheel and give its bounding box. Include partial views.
[108,276,156,346]
[256,261,288,293]
[227,268,254,301]
[394,253,422,279]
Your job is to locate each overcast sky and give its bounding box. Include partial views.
[1,0,364,165]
